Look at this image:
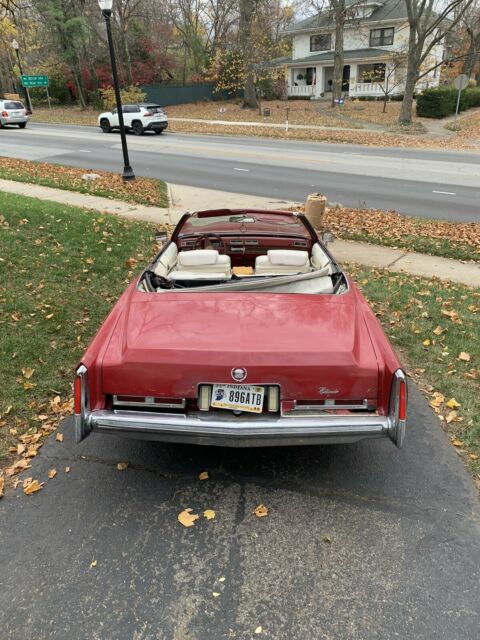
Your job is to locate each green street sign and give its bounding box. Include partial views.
[21,75,49,88]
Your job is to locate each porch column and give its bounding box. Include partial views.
[349,63,358,96]
[315,66,325,97]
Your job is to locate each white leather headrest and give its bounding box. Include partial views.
[178,250,218,266]
[267,250,309,266]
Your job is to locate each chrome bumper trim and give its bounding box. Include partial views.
[86,409,396,448]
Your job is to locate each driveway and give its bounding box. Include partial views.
[1,384,479,640]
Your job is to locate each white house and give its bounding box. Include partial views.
[281,0,445,99]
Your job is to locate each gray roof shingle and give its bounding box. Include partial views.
[288,48,391,64]
[283,0,408,34]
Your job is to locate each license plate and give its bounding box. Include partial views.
[211,384,264,413]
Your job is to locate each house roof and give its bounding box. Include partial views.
[283,0,408,34]
[287,48,390,65]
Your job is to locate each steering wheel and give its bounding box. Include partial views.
[193,233,226,254]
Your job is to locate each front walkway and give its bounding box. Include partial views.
[1,179,478,287]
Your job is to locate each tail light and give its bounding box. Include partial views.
[143,111,154,117]
[1,111,8,117]
[398,378,407,421]
[389,369,407,448]
[74,365,90,443]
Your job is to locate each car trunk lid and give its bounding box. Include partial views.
[101,292,378,402]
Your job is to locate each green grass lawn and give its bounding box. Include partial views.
[0,192,478,481]
[0,157,168,208]
[0,192,155,462]
[348,263,480,476]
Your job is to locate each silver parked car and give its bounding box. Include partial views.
[0,100,29,128]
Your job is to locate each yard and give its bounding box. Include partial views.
[30,100,480,150]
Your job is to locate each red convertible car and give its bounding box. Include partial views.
[74,208,407,448]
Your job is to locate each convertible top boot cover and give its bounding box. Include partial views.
[100,290,379,404]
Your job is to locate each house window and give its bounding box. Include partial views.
[310,34,332,51]
[359,63,386,82]
[369,27,394,47]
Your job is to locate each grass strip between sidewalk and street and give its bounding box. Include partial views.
[0,192,478,484]
[0,157,168,208]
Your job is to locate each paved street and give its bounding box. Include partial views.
[1,385,479,640]
[1,122,479,221]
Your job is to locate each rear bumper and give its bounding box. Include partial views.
[145,121,168,131]
[77,408,404,448]
[1,116,28,125]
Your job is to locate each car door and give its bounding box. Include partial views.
[110,108,119,127]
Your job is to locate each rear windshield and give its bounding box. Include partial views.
[5,101,24,109]
[145,105,164,113]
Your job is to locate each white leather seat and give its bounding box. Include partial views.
[255,250,310,276]
[169,249,231,280]
[153,243,178,278]
[311,243,333,274]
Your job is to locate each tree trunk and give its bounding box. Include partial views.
[331,0,345,107]
[123,27,133,85]
[462,33,480,77]
[398,26,419,124]
[239,0,258,109]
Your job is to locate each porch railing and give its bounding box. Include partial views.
[288,85,315,97]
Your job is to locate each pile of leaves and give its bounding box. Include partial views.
[296,204,480,262]
[0,192,156,475]
[0,157,169,208]
[349,264,480,479]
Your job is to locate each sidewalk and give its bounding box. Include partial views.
[1,178,478,287]
[169,117,359,133]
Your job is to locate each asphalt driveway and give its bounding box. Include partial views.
[1,384,479,640]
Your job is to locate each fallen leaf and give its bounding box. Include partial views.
[322,535,332,544]
[23,479,44,495]
[5,458,31,476]
[90,559,97,568]
[255,627,263,635]
[199,471,209,480]
[65,466,71,473]
[422,339,431,347]
[48,469,57,479]
[445,398,461,409]
[117,462,129,471]
[203,509,216,520]
[433,326,444,336]
[458,352,471,362]
[0,476,4,498]
[218,576,226,582]
[445,411,458,424]
[253,504,268,518]
[22,367,35,379]
[178,508,200,528]
[55,432,64,442]
[212,592,221,598]
[469,453,478,461]
[451,438,464,447]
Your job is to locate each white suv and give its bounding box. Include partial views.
[0,100,29,128]
[98,103,168,136]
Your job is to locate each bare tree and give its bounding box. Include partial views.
[461,0,480,76]
[399,0,474,124]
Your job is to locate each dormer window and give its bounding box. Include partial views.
[369,27,394,46]
[310,34,332,52]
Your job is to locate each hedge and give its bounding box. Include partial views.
[417,87,480,118]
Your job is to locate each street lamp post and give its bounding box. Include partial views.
[98,0,135,181]
[12,39,33,115]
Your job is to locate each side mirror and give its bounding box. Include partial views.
[155,229,168,243]
[322,232,335,245]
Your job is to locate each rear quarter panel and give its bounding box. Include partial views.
[349,277,404,414]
